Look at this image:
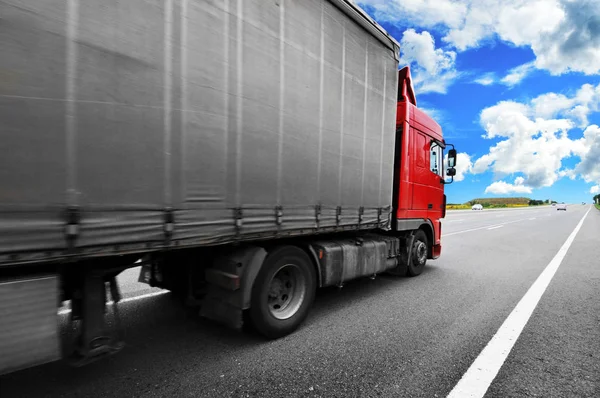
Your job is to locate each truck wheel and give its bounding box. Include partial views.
[407,230,428,277]
[249,246,316,339]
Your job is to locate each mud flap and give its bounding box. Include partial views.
[200,246,267,329]
[386,234,415,276]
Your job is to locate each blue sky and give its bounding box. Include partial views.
[358,0,600,204]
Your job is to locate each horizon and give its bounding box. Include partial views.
[447,197,585,205]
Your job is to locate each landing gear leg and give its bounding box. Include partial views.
[69,269,124,367]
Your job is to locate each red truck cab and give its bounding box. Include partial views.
[394,66,452,260]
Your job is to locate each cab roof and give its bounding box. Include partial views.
[398,67,444,143]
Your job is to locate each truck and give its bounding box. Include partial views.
[0,0,457,374]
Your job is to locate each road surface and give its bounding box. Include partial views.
[1,205,599,397]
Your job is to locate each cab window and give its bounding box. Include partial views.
[430,142,442,176]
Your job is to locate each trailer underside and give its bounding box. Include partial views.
[0,224,434,374]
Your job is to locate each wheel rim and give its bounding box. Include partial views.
[266,263,306,320]
[413,240,427,265]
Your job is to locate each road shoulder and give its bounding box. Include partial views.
[485,207,600,397]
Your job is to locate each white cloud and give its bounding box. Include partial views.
[533,0,600,75]
[500,62,536,87]
[399,29,458,94]
[574,125,600,184]
[358,0,467,32]
[484,178,532,195]
[474,73,496,86]
[474,100,574,188]
[591,185,600,194]
[471,83,600,191]
[531,84,600,126]
[558,169,577,180]
[358,0,600,79]
[531,93,575,120]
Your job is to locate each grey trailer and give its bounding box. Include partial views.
[0,0,432,375]
[0,0,399,265]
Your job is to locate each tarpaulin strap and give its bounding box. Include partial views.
[164,208,174,242]
[315,204,322,228]
[234,208,243,238]
[65,206,80,250]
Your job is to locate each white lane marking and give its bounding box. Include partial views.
[58,290,169,315]
[487,225,503,230]
[444,217,533,237]
[447,208,590,398]
[529,217,536,220]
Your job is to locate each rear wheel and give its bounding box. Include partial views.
[249,246,316,339]
[407,230,428,277]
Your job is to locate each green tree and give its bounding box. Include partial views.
[528,199,544,206]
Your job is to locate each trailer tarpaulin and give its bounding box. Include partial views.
[0,0,399,265]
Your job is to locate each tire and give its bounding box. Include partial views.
[407,230,428,277]
[249,246,317,339]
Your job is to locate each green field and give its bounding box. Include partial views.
[595,203,600,210]
[447,197,550,210]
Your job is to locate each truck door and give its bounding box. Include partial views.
[428,141,444,219]
[411,130,444,213]
[411,129,429,210]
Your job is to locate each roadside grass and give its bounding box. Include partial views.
[447,197,551,210]
[595,204,600,210]
[446,205,471,210]
[447,204,546,210]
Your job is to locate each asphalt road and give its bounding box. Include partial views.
[1,205,599,397]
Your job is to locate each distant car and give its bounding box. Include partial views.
[582,202,586,205]
[472,204,483,210]
[552,203,556,206]
[557,203,567,211]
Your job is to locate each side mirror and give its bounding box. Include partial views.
[448,149,457,168]
[447,167,456,177]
